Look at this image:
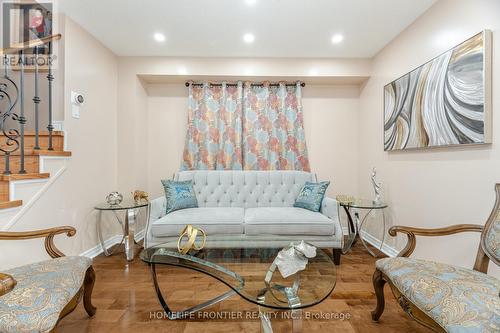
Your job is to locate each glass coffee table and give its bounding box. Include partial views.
[141,240,336,332]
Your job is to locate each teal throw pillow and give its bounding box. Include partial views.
[293,181,330,212]
[161,179,198,214]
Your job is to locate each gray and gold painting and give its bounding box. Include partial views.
[384,31,491,151]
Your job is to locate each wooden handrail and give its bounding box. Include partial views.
[0,33,62,55]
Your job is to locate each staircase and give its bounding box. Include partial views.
[0,34,70,216]
[0,131,71,210]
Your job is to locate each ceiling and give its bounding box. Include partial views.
[59,0,436,58]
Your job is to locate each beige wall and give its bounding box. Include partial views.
[145,83,360,199]
[358,0,500,276]
[0,16,119,269]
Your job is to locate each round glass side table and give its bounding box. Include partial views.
[339,199,388,257]
[94,200,149,261]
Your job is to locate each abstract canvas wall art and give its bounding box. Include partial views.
[384,31,492,151]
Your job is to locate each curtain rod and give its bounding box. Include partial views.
[185,82,306,88]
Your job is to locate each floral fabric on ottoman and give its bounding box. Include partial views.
[377,257,500,333]
[0,256,92,333]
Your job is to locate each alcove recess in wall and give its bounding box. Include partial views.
[141,73,367,199]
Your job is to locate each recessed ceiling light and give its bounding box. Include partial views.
[245,0,257,6]
[154,32,166,42]
[243,33,255,44]
[331,34,344,44]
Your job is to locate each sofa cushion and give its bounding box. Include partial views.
[244,207,334,236]
[151,207,244,237]
[376,257,500,333]
[293,181,330,212]
[0,256,92,333]
[161,179,198,214]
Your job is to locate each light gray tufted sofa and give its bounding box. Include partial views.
[145,170,343,264]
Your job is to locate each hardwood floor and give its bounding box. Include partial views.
[59,242,430,333]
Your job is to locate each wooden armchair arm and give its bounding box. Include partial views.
[389,224,483,257]
[0,226,76,259]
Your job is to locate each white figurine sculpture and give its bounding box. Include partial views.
[371,167,382,205]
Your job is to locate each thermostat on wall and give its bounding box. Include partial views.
[71,91,84,119]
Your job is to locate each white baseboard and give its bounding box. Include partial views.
[359,230,399,257]
[80,228,145,259]
[335,226,399,257]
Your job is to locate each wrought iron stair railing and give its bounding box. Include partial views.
[0,34,61,175]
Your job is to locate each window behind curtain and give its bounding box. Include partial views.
[182,81,310,172]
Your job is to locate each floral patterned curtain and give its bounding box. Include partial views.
[182,82,243,170]
[181,81,310,171]
[243,82,310,171]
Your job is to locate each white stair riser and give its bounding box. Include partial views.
[9,180,47,202]
[0,156,69,230]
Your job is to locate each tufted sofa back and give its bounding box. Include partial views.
[175,170,317,209]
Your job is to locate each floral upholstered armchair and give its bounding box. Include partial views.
[0,226,96,333]
[372,184,500,333]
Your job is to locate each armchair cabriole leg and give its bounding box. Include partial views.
[83,266,97,316]
[371,268,386,321]
[332,248,341,265]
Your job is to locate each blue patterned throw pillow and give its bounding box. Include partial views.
[293,181,330,212]
[161,179,198,214]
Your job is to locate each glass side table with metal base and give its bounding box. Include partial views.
[95,201,150,261]
[339,199,388,257]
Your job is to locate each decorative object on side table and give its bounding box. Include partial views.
[106,191,123,206]
[94,200,150,261]
[339,199,388,257]
[177,224,206,254]
[132,190,149,204]
[371,167,382,205]
[336,194,355,205]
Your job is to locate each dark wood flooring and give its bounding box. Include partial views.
[58,241,430,332]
